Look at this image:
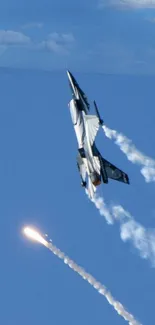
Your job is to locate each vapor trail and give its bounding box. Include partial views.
[112,205,155,264]
[102,125,155,182]
[88,193,155,266]
[24,226,141,325]
[86,189,114,225]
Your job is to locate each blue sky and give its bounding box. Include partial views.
[1,0,155,74]
[1,1,155,325]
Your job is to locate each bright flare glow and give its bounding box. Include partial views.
[23,227,48,247]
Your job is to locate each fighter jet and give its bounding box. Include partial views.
[67,70,129,199]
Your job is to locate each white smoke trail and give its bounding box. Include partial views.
[47,241,141,325]
[88,192,155,265]
[102,125,155,182]
[112,205,155,263]
[85,188,113,224]
[91,192,114,225]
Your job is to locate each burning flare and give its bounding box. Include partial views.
[23,227,48,247]
[23,226,141,325]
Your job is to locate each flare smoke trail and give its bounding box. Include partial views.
[102,125,155,182]
[24,227,141,325]
[89,193,155,265]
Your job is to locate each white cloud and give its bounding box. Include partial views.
[41,32,75,55]
[0,30,31,46]
[99,0,155,9]
[0,30,75,60]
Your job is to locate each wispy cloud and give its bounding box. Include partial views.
[0,30,75,58]
[22,22,43,29]
[0,30,31,46]
[98,0,155,9]
[87,41,138,74]
[40,32,75,55]
[0,45,7,56]
[145,17,155,23]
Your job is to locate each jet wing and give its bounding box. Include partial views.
[84,115,100,146]
[102,157,129,184]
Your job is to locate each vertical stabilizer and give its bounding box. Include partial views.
[94,101,104,126]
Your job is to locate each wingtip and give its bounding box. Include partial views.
[126,175,130,184]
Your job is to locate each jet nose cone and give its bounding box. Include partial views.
[66,70,70,78]
[67,70,75,91]
[67,70,72,83]
[67,70,78,100]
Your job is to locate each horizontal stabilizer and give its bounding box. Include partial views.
[101,156,129,184]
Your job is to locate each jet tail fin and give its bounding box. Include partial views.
[94,101,104,126]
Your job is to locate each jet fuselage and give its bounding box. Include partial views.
[67,70,129,199]
[69,98,101,186]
